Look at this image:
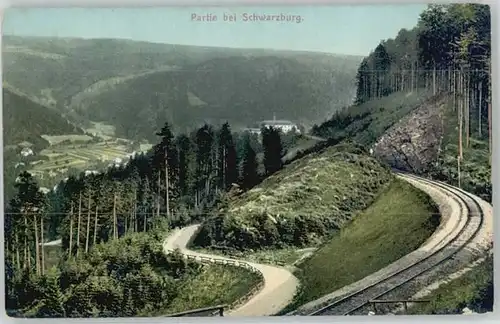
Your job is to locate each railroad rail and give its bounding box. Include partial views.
[305,173,485,316]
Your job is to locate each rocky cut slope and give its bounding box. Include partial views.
[372,94,447,173]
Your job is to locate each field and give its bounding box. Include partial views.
[30,141,130,174]
[159,266,262,315]
[41,134,94,145]
[283,178,440,311]
[25,121,153,182]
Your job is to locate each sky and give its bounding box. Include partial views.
[2,4,428,56]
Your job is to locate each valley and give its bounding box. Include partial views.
[2,3,493,319]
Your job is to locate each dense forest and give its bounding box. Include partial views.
[312,3,491,201]
[4,119,295,316]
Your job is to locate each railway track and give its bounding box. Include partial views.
[305,173,485,316]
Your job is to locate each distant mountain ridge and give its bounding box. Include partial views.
[3,35,363,140]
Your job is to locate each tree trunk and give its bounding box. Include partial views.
[453,68,456,112]
[34,214,40,275]
[144,208,147,232]
[165,149,170,219]
[465,71,470,148]
[488,60,492,160]
[24,213,28,269]
[69,203,74,258]
[478,81,482,137]
[433,64,436,95]
[488,99,492,156]
[15,232,20,270]
[85,194,91,253]
[40,216,45,275]
[134,188,138,232]
[93,205,99,246]
[157,172,161,218]
[113,192,117,240]
[458,70,463,160]
[77,193,82,257]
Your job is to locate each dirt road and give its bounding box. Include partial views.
[163,224,299,316]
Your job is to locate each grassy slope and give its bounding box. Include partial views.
[312,90,434,146]
[284,178,440,311]
[160,266,261,315]
[312,90,491,202]
[406,255,493,314]
[193,143,394,250]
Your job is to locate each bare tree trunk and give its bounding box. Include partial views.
[76,193,82,257]
[157,172,161,219]
[85,194,91,253]
[113,193,117,240]
[488,60,492,161]
[144,209,148,232]
[453,68,457,112]
[478,80,483,137]
[34,214,40,275]
[165,150,170,219]
[69,203,74,258]
[23,213,28,269]
[465,71,470,148]
[93,205,98,246]
[40,216,44,275]
[459,70,464,160]
[134,188,138,232]
[457,155,461,188]
[15,232,20,270]
[488,99,492,156]
[433,64,437,95]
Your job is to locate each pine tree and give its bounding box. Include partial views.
[262,126,283,176]
[240,134,259,190]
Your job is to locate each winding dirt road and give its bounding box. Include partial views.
[163,224,299,316]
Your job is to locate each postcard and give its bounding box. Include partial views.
[2,3,493,318]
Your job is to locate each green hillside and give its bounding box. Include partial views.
[2,88,83,151]
[72,55,357,140]
[192,143,393,250]
[3,36,361,140]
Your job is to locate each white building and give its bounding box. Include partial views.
[260,119,300,134]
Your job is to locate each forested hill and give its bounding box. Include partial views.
[310,3,491,201]
[2,88,84,150]
[71,55,358,141]
[3,36,362,140]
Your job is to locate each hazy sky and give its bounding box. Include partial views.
[3,5,427,56]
